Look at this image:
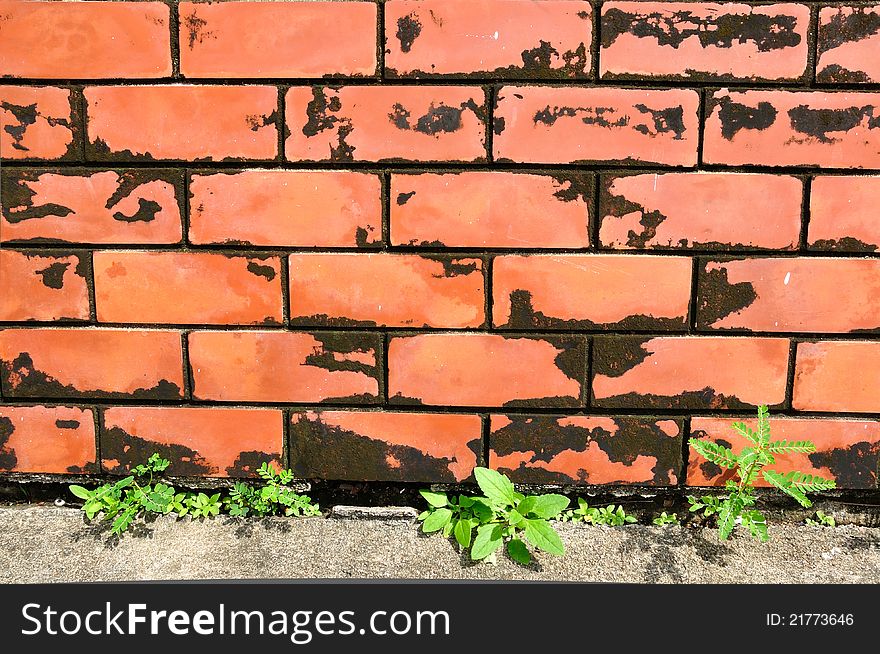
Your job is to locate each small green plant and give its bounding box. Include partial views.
[687,494,724,519]
[806,510,836,527]
[418,467,569,565]
[652,511,679,526]
[70,454,319,535]
[689,405,836,542]
[558,499,637,526]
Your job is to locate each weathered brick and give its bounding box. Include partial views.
[385,0,592,78]
[93,252,283,326]
[0,0,171,79]
[703,89,880,168]
[289,410,482,482]
[390,172,591,248]
[85,85,278,161]
[0,86,78,160]
[697,258,880,333]
[809,176,880,252]
[599,172,802,250]
[489,414,682,485]
[189,170,381,247]
[493,254,691,330]
[793,341,880,413]
[0,328,184,399]
[285,86,487,162]
[388,333,587,407]
[0,250,90,322]
[179,0,377,78]
[817,5,880,83]
[494,86,700,164]
[102,407,283,478]
[601,2,810,81]
[689,416,880,489]
[289,254,485,328]
[189,331,382,403]
[591,336,790,409]
[0,169,183,245]
[0,405,96,474]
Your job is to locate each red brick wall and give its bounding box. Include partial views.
[1,1,879,491]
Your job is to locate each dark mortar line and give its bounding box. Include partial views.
[799,176,813,251]
[169,0,181,79]
[688,256,701,331]
[583,337,593,408]
[376,0,386,80]
[1,322,878,339]
[74,87,87,158]
[591,0,602,82]
[480,414,491,468]
[86,250,97,323]
[181,170,192,247]
[785,340,799,411]
[484,255,494,331]
[181,330,194,401]
[282,406,291,470]
[381,171,391,247]
[680,415,692,487]
[590,171,600,251]
[808,2,820,87]
[6,160,880,175]
[381,331,390,405]
[94,406,105,473]
[277,86,288,163]
[696,88,706,168]
[281,255,291,327]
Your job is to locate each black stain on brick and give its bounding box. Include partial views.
[596,388,754,411]
[493,116,506,135]
[289,413,466,482]
[355,225,377,247]
[550,172,592,204]
[1,174,74,225]
[184,11,211,49]
[534,105,628,128]
[1,352,183,400]
[817,64,871,84]
[302,87,355,161]
[599,175,668,249]
[601,8,802,52]
[389,99,483,136]
[2,101,37,151]
[396,191,416,205]
[787,105,879,144]
[0,416,17,470]
[55,419,81,429]
[591,337,652,378]
[246,260,277,281]
[697,262,758,329]
[226,450,277,477]
[809,441,880,489]
[418,254,479,278]
[291,314,379,329]
[633,104,686,140]
[818,7,880,54]
[101,425,213,476]
[87,137,157,162]
[302,333,381,401]
[35,261,70,289]
[501,334,587,409]
[502,289,686,331]
[692,432,733,480]
[103,170,181,218]
[396,13,422,53]
[712,96,778,140]
[518,41,589,78]
[491,415,682,485]
[112,198,162,223]
[810,237,877,253]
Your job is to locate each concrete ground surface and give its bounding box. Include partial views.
[1,505,878,583]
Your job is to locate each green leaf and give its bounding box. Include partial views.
[731,421,760,446]
[527,494,570,519]
[419,490,448,508]
[717,495,743,540]
[471,524,504,560]
[473,467,517,507]
[766,440,816,454]
[422,508,453,533]
[788,472,836,494]
[522,519,565,556]
[507,538,531,565]
[69,485,92,500]
[756,405,771,446]
[453,519,472,548]
[743,510,768,542]
[689,439,738,469]
[508,509,524,526]
[516,496,537,516]
[762,470,811,508]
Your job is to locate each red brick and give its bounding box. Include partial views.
[698,258,880,333]
[0,169,183,245]
[85,85,278,161]
[290,411,482,482]
[390,172,591,248]
[179,1,376,78]
[0,328,184,399]
[0,86,77,160]
[592,336,790,409]
[703,89,880,168]
[817,5,880,83]
[0,1,171,79]
[285,86,487,162]
[0,251,90,322]
[494,86,699,164]
[289,254,484,328]
[601,2,810,81]
[490,414,682,485]
[102,407,283,478]
[388,333,587,407]
[189,170,381,247]
[385,0,592,78]
[688,416,880,489]
[809,176,880,252]
[93,252,283,326]
[493,254,691,330]
[189,331,382,403]
[0,405,96,474]
[599,173,802,250]
[793,341,880,413]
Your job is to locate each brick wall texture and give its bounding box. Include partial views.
[1,0,880,491]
